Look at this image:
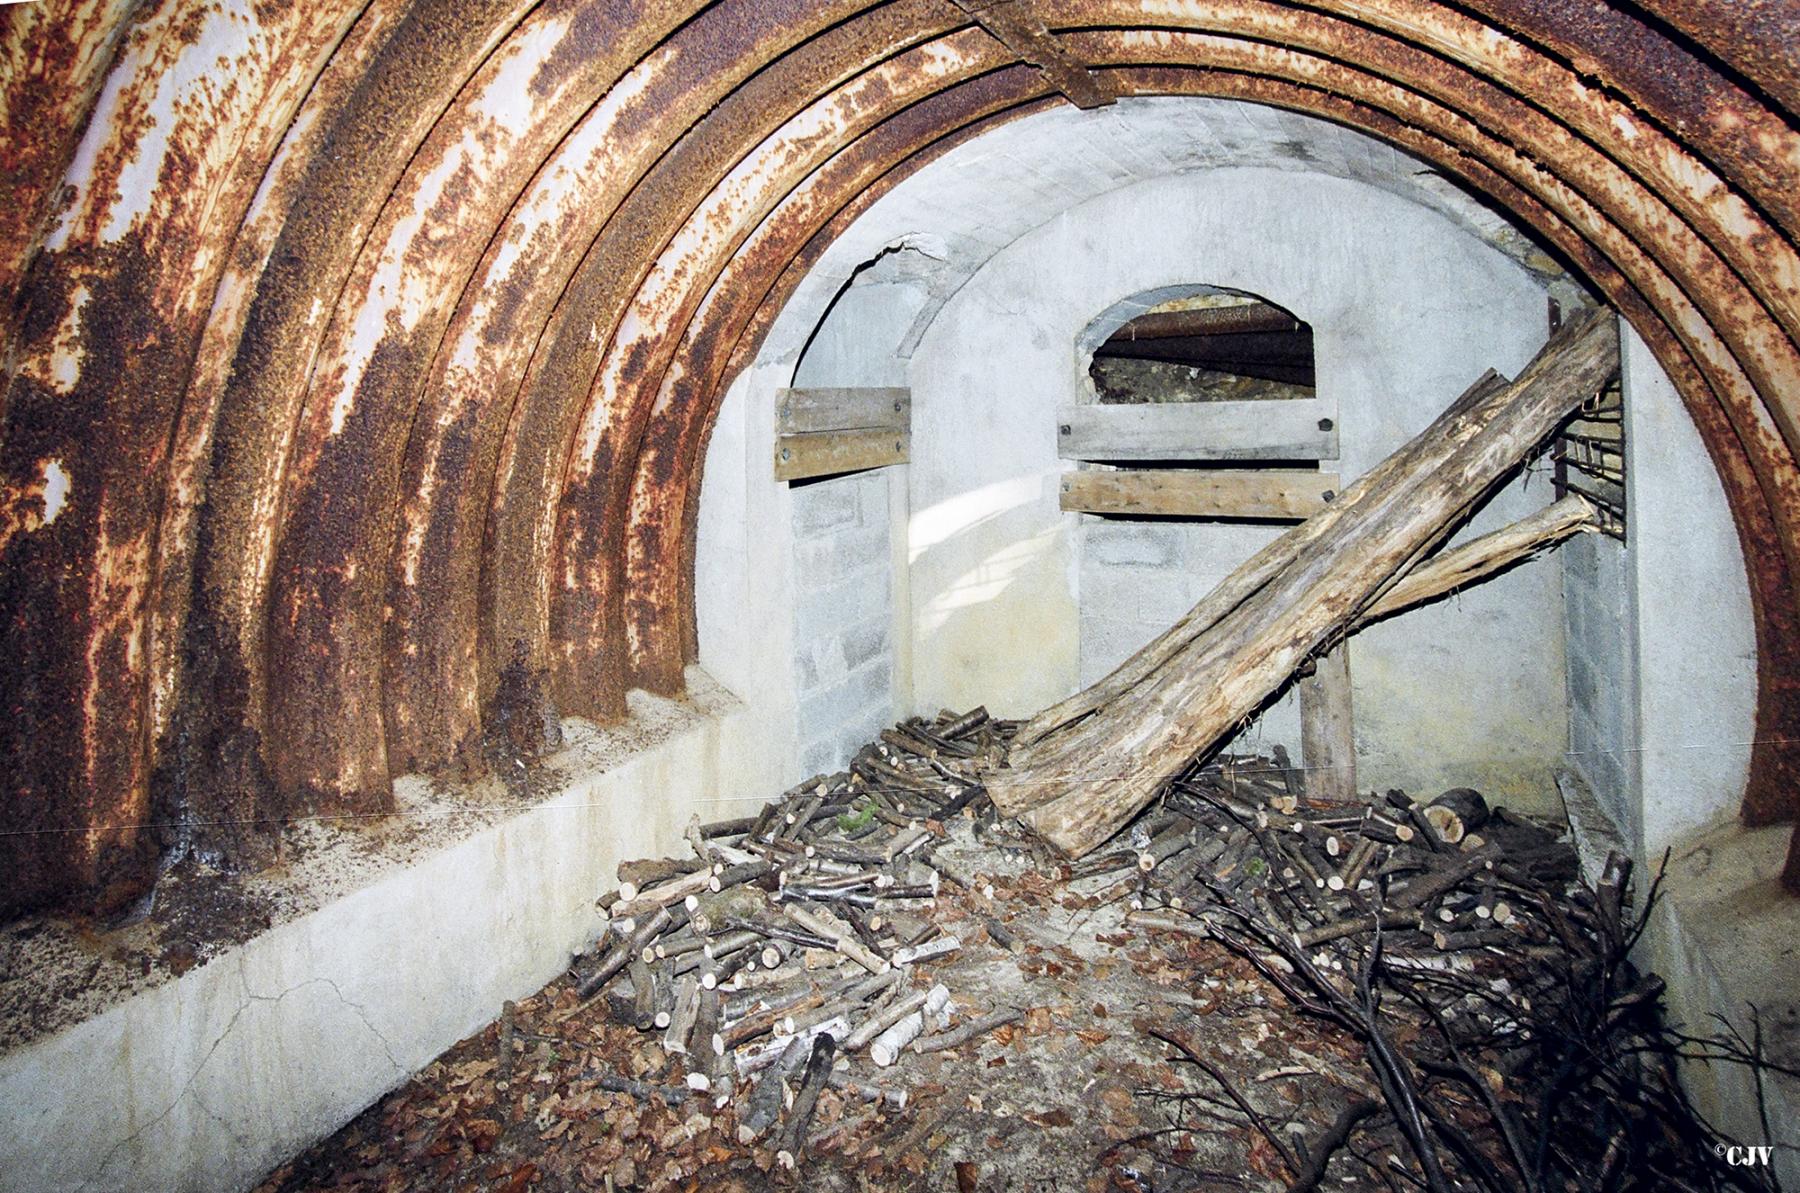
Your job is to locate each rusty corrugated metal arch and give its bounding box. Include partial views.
[4,0,1800,919]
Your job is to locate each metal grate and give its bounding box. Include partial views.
[1553,372,1625,540]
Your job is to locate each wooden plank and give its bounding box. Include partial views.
[774,428,909,481]
[776,387,909,435]
[1059,468,1339,520]
[1056,399,1338,462]
[1299,644,1356,804]
[1563,416,1622,444]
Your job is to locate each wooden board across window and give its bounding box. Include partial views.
[774,387,910,481]
[1060,468,1340,519]
[1056,398,1338,462]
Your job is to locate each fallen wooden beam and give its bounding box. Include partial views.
[1015,370,1510,750]
[1360,494,1597,622]
[990,308,1618,856]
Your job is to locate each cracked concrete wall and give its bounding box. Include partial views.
[0,690,782,1193]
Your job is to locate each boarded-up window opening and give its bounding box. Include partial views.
[1064,292,1332,520]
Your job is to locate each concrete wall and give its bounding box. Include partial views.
[907,169,1567,803]
[1561,526,1638,839]
[1079,521,1303,753]
[1558,323,1757,857]
[774,262,932,773]
[0,682,787,1193]
[1554,326,1783,1175]
[788,471,897,776]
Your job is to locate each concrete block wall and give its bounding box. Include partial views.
[1560,529,1638,840]
[790,470,896,776]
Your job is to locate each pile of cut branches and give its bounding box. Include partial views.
[1120,755,1790,1193]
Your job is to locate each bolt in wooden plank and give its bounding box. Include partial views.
[776,387,910,435]
[774,428,910,481]
[1058,468,1339,519]
[1056,399,1338,461]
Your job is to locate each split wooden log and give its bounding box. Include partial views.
[991,309,1617,857]
[1421,787,1492,845]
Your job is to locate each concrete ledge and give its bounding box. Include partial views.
[0,673,781,1193]
[1645,820,1800,1189]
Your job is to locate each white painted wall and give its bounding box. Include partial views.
[906,169,1566,804]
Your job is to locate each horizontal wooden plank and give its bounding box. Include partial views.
[1562,416,1623,444]
[774,428,909,481]
[1055,399,1338,462]
[777,387,909,434]
[1565,473,1626,512]
[1059,468,1340,520]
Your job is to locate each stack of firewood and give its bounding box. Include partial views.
[568,708,1021,1170]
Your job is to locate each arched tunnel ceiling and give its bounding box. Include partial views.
[777,96,1583,375]
[3,0,1800,918]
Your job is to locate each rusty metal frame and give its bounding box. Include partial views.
[5,0,1800,918]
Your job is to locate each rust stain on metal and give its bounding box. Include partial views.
[1629,0,1800,122]
[482,0,963,721]
[622,69,1053,686]
[264,0,684,794]
[392,0,875,772]
[0,0,372,919]
[1456,0,1800,243]
[0,0,139,333]
[547,27,1006,705]
[173,0,534,847]
[5,0,1800,922]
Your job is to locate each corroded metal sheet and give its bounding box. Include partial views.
[6,0,1800,917]
[624,72,1053,685]
[173,0,535,840]
[0,0,370,918]
[0,0,138,328]
[481,0,965,720]
[263,0,687,801]
[388,0,878,774]
[547,27,1009,705]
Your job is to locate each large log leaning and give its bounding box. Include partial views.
[1015,370,1510,749]
[991,309,1618,857]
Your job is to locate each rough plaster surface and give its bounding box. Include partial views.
[906,168,1565,800]
[0,680,783,1193]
